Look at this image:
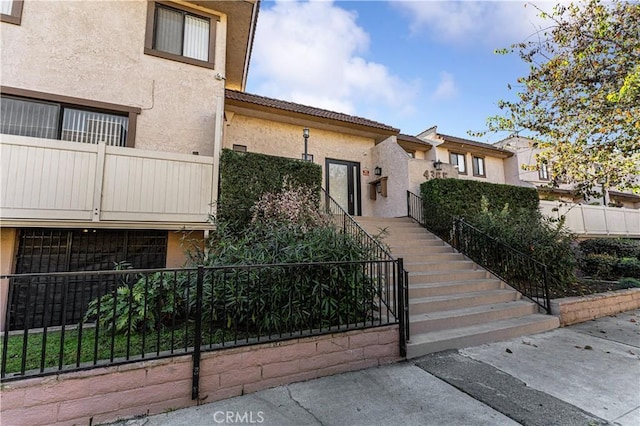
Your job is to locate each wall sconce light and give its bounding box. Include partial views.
[303,128,310,161]
[374,166,382,176]
[433,160,443,171]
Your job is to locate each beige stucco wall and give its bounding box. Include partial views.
[369,137,409,217]
[433,147,506,184]
[224,114,377,216]
[0,0,227,157]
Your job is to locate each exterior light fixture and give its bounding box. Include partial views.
[433,160,443,171]
[374,166,382,176]
[303,128,310,161]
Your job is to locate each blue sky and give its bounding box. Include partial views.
[245,0,557,143]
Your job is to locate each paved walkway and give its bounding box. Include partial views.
[113,310,640,426]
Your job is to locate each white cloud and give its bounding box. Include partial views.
[392,0,558,46]
[431,71,458,100]
[249,0,418,118]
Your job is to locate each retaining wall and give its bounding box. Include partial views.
[550,288,640,326]
[0,325,400,425]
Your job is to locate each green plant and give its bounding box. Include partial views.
[619,277,640,288]
[470,198,576,291]
[616,257,640,279]
[579,238,640,259]
[84,271,192,334]
[218,149,322,231]
[420,178,539,219]
[579,253,618,280]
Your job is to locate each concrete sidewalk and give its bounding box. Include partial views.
[113,310,640,426]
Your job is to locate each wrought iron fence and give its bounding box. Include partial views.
[1,260,400,385]
[323,188,409,350]
[407,191,551,313]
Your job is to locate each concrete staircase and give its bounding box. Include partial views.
[355,216,559,359]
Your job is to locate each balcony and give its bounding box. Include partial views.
[0,135,215,229]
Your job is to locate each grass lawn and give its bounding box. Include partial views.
[0,324,237,375]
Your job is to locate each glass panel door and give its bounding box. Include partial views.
[326,159,361,216]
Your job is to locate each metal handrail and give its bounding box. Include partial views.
[407,190,551,314]
[322,188,409,352]
[321,188,395,260]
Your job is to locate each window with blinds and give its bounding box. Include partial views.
[0,95,129,146]
[154,4,210,61]
[145,2,217,68]
[0,0,13,15]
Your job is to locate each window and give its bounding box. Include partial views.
[472,156,486,177]
[145,1,218,69]
[9,228,168,330]
[539,163,549,180]
[0,0,22,25]
[449,152,466,174]
[0,87,140,147]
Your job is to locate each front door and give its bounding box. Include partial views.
[326,159,361,216]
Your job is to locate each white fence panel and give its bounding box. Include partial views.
[100,146,213,222]
[0,135,95,220]
[1,136,214,225]
[539,200,640,237]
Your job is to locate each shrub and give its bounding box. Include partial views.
[218,149,322,231]
[578,238,640,259]
[420,178,539,218]
[619,277,640,288]
[87,184,379,335]
[616,257,640,279]
[579,253,618,280]
[471,198,576,291]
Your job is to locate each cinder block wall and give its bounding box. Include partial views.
[0,325,400,425]
[551,288,640,326]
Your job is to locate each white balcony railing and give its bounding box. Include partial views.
[1,135,215,227]
[540,200,640,237]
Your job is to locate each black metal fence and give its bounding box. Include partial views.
[407,191,551,313]
[1,260,401,387]
[323,188,409,350]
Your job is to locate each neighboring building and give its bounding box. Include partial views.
[495,135,640,209]
[0,0,259,328]
[415,126,514,185]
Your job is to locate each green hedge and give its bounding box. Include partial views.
[420,178,539,217]
[218,149,322,229]
[578,238,640,260]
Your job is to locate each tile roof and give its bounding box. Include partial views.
[398,133,430,145]
[225,89,399,133]
[438,133,514,157]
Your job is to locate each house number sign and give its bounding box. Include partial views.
[423,170,448,180]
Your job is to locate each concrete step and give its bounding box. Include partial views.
[400,253,466,263]
[406,314,560,358]
[404,260,477,273]
[409,289,519,314]
[409,301,538,334]
[408,269,489,284]
[408,279,503,298]
[354,217,413,225]
[386,239,445,249]
[393,246,454,257]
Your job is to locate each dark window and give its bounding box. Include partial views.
[472,156,486,177]
[539,163,549,180]
[0,0,23,25]
[145,1,218,69]
[1,95,130,146]
[449,152,466,174]
[8,229,167,330]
